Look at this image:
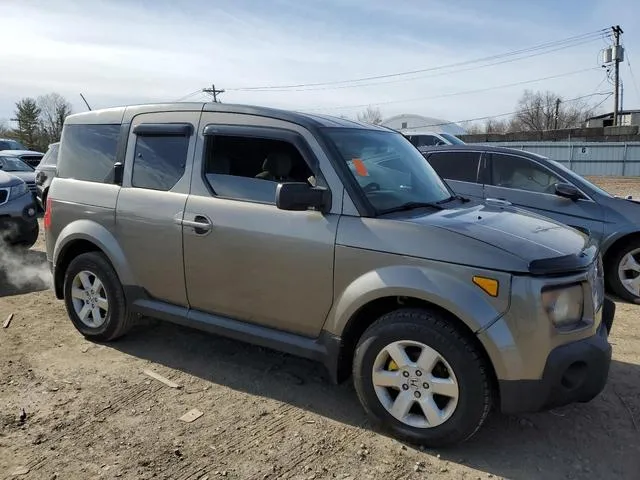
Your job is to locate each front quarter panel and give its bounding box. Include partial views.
[325,245,512,336]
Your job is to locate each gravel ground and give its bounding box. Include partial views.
[1,177,639,480]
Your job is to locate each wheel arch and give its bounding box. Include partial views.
[602,230,640,266]
[53,220,134,299]
[330,295,499,400]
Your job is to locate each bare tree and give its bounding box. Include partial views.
[0,120,12,137]
[357,106,383,125]
[37,93,73,145]
[513,90,595,132]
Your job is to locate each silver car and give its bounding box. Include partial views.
[46,102,615,447]
[421,145,640,303]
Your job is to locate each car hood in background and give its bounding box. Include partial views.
[3,171,36,183]
[0,170,25,186]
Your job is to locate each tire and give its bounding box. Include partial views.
[606,241,640,303]
[18,223,39,249]
[63,252,135,341]
[352,308,492,447]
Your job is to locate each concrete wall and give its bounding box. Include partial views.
[460,125,640,144]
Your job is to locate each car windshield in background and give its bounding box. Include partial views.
[0,139,27,150]
[440,133,466,145]
[324,128,452,213]
[0,156,34,172]
[547,158,613,198]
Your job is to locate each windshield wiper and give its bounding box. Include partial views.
[379,201,445,215]
[437,194,469,204]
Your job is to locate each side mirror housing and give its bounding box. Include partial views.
[554,182,582,200]
[276,182,330,212]
[113,162,124,186]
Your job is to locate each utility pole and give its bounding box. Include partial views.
[554,97,561,130]
[612,25,623,126]
[202,84,225,103]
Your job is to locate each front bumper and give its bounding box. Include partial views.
[0,194,39,243]
[499,297,615,414]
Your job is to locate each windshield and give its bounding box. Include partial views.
[439,133,466,145]
[547,158,613,198]
[0,156,34,172]
[324,128,452,213]
[0,139,26,150]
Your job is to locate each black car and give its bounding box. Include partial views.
[420,144,640,303]
[35,142,59,209]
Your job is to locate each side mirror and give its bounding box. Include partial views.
[276,182,330,212]
[554,182,582,200]
[113,162,124,186]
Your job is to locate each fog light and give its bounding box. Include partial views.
[27,207,36,217]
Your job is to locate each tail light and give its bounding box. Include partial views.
[44,196,52,230]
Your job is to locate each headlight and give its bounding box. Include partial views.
[8,181,28,200]
[542,283,583,328]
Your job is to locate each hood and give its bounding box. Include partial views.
[338,202,597,275]
[409,203,596,274]
[5,171,36,183]
[0,170,24,187]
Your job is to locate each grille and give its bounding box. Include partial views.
[25,181,37,194]
[0,188,7,205]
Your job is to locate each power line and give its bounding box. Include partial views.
[203,84,225,102]
[592,92,614,111]
[236,36,606,93]
[175,89,203,102]
[397,92,611,131]
[227,29,609,92]
[623,45,640,105]
[305,67,600,111]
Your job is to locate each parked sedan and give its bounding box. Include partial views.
[0,155,37,202]
[0,149,44,168]
[419,144,640,303]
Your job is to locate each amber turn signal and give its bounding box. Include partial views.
[472,276,499,297]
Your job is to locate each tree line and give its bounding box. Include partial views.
[353,89,602,133]
[0,93,73,152]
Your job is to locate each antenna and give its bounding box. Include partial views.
[80,93,92,111]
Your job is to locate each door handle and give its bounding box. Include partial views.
[181,215,212,234]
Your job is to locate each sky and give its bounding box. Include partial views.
[1,0,639,128]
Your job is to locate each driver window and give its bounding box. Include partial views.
[490,153,562,194]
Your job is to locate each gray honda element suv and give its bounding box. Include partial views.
[46,103,615,447]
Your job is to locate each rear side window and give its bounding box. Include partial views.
[57,124,120,182]
[132,135,189,191]
[427,151,481,183]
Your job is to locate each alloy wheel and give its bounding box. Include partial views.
[71,270,109,328]
[372,340,459,428]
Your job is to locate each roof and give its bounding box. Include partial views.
[587,110,640,120]
[0,149,44,156]
[417,144,544,157]
[66,102,392,131]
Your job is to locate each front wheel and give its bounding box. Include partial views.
[352,308,492,447]
[607,242,640,303]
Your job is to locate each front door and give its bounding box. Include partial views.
[484,152,604,240]
[424,150,485,202]
[183,119,339,337]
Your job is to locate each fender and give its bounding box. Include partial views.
[53,219,136,287]
[600,226,640,256]
[323,264,512,336]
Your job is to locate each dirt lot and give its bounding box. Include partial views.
[1,177,639,480]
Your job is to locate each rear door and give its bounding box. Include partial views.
[115,111,199,307]
[484,152,604,238]
[424,150,485,201]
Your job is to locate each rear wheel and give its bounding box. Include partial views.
[352,308,492,447]
[607,241,640,303]
[63,252,135,341]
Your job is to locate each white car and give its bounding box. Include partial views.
[403,131,465,147]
